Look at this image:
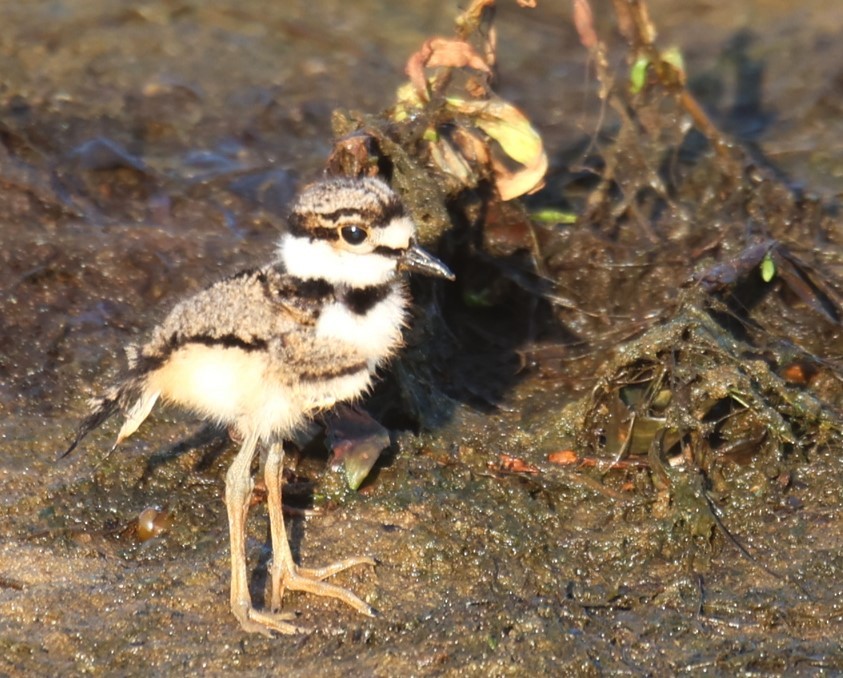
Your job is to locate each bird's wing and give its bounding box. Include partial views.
[136,264,371,385]
[106,267,306,446]
[64,265,333,455]
[136,266,318,365]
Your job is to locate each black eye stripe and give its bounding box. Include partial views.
[373,245,403,257]
[287,213,338,240]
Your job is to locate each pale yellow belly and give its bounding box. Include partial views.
[147,343,372,440]
[148,344,293,435]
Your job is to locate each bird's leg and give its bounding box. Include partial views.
[265,441,377,618]
[225,430,302,636]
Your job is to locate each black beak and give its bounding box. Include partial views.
[399,242,455,280]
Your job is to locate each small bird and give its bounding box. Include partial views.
[64,176,454,636]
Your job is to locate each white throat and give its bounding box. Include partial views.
[277,234,398,287]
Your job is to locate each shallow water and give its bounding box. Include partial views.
[1,1,842,674]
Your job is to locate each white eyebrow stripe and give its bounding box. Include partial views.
[374,217,414,250]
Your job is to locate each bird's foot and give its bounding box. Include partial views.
[271,556,377,617]
[231,600,308,637]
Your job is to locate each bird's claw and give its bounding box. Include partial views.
[232,601,308,636]
[270,557,377,618]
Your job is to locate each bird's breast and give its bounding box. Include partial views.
[315,286,407,365]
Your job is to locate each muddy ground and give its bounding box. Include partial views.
[1,0,842,675]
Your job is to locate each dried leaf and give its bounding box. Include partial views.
[636,1,658,44]
[425,39,491,72]
[449,125,491,167]
[492,151,548,200]
[782,362,812,385]
[447,98,539,164]
[405,37,492,99]
[611,0,635,42]
[429,135,475,185]
[445,97,547,199]
[455,0,496,35]
[662,46,686,82]
[548,449,579,465]
[572,0,598,50]
[495,454,540,474]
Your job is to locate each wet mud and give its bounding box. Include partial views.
[1,1,842,674]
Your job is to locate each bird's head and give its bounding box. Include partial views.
[278,177,454,287]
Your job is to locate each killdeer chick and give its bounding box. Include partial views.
[64,176,454,636]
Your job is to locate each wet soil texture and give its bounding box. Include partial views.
[1,1,842,675]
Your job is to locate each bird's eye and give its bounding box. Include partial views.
[340,225,368,245]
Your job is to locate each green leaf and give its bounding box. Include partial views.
[630,56,650,94]
[760,252,776,282]
[422,126,439,143]
[462,287,495,308]
[532,208,577,225]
